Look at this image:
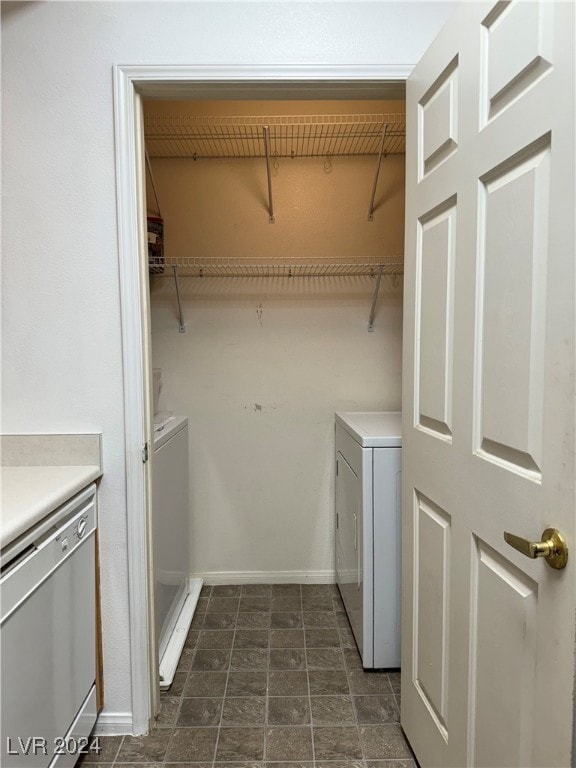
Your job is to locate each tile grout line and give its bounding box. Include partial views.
[211,585,241,767]
[301,585,316,768]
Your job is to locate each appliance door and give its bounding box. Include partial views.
[336,450,363,647]
[1,488,97,768]
[153,422,190,661]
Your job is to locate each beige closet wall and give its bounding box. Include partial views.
[146,100,405,581]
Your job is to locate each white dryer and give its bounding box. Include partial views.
[335,411,402,669]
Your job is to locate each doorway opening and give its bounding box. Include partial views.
[113,67,408,734]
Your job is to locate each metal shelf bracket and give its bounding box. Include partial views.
[367,124,388,221]
[263,126,275,223]
[367,265,385,332]
[173,266,185,333]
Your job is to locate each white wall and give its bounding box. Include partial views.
[1,0,456,731]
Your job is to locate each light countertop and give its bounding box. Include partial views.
[0,434,102,551]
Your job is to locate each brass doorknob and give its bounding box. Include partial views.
[503,528,568,570]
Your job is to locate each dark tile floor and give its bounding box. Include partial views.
[82,584,416,767]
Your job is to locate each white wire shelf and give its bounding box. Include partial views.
[144,113,406,159]
[149,256,404,278]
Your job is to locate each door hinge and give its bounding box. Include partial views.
[142,442,149,463]
[336,459,339,476]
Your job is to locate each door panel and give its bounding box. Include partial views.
[402,2,575,766]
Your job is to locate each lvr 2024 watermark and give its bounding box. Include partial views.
[6,736,101,757]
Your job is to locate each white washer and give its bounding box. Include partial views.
[153,416,202,689]
[335,411,402,669]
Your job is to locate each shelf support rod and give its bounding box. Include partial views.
[173,266,185,333]
[145,147,163,218]
[368,265,385,332]
[263,126,275,223]
[367,124,388,221]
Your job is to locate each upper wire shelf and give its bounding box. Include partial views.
[150,255,403,278]
[144,113,406,159]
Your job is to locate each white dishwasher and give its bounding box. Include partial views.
[1,484,98,768]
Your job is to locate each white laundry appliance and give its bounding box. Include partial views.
[335,411,402,669]
[153,415,202,689]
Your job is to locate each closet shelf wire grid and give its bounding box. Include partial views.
[144,113,406,159]
[149,256,404,278]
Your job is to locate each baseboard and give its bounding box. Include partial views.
[93,711,135,736]
[192,570,336,585]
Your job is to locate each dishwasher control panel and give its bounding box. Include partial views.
[1,486,96,622]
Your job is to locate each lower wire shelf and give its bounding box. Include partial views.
[149,257,404,333]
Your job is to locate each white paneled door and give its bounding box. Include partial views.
[402,2,575,767]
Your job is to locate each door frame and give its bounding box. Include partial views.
[112,63,411,734]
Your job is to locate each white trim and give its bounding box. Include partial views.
[113,65,151,738]
[196,570,337,585]
[93,712,134,737]
[113,63,410,736]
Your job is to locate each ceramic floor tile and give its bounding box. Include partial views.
[315,762,364,768]
[310,695,355,725]
[306,648,345,669]
[116,731,171,763]
[202,612,237,630]
[271,584,301,596]
[242,584,272,597]
[348,670,393,695]
[234,629,270,649]
[197,629,235,648]
[268,648,306,670]
[165,728,218,762]
[221,697,266,725]
[237,612,271,628]
[268,670,309,696]
[200,585,212,597]
[215,727,265,761]
[155,696,180,727]
[212,584,242,597]
[265,727,313,761]
[184,629,200,648]
[269,629,305,648]
[301,595,334,610]
[302,611,337,628]
[124,586,415,768]
[270,612,303,629]
[167,668,188,697]
[389,671,401,694]
[270,596,302,612]
[231,648,269,669]
[308,670,350,695]
[359,725,413,760]
[312,726,362,760]
[191,648,231,671]
[239,597,271,612]
[353,694,400,724]
[267,696,311,725]
[304,628,341,648]
[184,671,228,697]
[227,670,268,696]
[177,696,223,726]
[207,597,240,612]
